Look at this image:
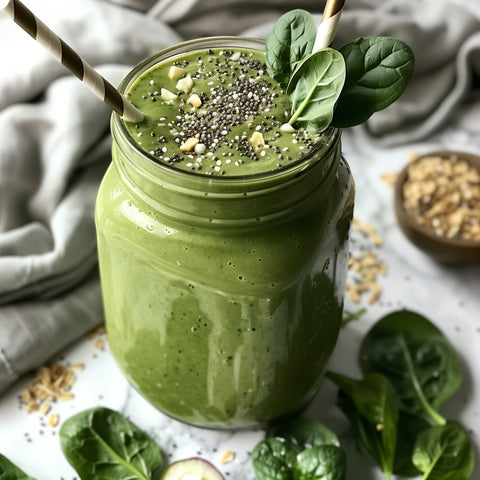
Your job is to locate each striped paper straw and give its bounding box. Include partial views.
[1,0,143,122]
[313,0,345,51]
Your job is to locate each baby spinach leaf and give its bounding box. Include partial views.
[293,445,346,480]
[268,418,340,450]
[251,437,300,480]
[0,454,37,480]
[327,372,398,479]
[332,36,415,128]
[393,412,430,477]
[60,407,164,480]
[287,48,345,132]
[359,310,462,426]
[265,9,317,87]
[412,422,474,480]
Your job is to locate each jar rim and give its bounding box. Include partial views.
[112,36,341,186]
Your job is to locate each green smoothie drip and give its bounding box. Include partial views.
[125,48,322,176]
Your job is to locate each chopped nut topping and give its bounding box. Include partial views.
[176,75,193,94]
[250,131,265,150]
[168,65,184,80]
[161,88,177,102]
[180,137,200,152]
[188,93,202,108]
[220,450,235,464]
[402,154,480,241]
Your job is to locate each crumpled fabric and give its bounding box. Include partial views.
[1,0,479,393]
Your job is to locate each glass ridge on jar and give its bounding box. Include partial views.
[95,37,354,429]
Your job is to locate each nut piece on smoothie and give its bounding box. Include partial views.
[161,88,177,101]
[161,458,225,480]
[168,65,184,80]
[176,75,194,93]
[188,93,202,108]
[180,137,199,152]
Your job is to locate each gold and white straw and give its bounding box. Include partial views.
[1,0,143,122]
[313,0,345,51]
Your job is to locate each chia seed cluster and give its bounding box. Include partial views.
[127,48,321,176]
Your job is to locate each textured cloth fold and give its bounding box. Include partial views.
[1,0,480,393]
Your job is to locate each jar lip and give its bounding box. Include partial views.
[112,36,341,185]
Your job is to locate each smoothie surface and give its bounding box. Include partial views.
[124,47,323,176]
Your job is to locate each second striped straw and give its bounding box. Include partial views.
[1,0,144,123]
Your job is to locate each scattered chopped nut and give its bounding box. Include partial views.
[168,65,184,80]
[161,88,178,101]
[220,450,235,464]
[180,137,200,152]
[188,93,202,108]
[176,75,193,94]
[194,143,206,154]
[250,131,265,150]
[408,151,420,162]
[402,154,480,241]
[94,338,105,350]
[280,123,295,132]
[48,413,59,427]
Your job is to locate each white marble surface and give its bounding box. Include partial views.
[1,101,480,480]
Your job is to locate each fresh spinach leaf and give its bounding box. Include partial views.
[251,437,300,480]
[268,418,340,450]
[0,454,36,480]
[265,9,317,87]
[293,445,346,480]
[287,48,345,132]
[393,412,430,477]
[412,422,474,480]
[359,310,462,425]
[332,36,414,128]
[327,372,398,480]
[60,407,164,480]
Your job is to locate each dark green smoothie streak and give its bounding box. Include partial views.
[103,46,352,427]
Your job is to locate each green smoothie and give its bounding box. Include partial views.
[95,37,354,428]
[124,48,323,176]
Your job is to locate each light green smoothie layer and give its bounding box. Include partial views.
[125,48,322,176]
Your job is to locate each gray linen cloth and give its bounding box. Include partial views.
[1,0,479,393]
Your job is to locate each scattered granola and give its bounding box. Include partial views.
[379,171,398,188]
[220,450,235,464]
[48,413,59,427]
[21,362,79,426]
[347,251,387,304]
[402,154,480,241]
[352,218,383,246]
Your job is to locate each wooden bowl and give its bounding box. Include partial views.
[394,151,480,264]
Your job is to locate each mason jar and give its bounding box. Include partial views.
[95,37,354,428]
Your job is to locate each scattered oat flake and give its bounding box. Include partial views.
[40,403,51,416]
[380,171,398,188]
[220,450,235,464]
[48,413,59,427]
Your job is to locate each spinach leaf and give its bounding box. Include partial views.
[287,48,345,132]
[251,437,300,480]
[393,412,430,477]
[359,310,462,425]
[60,407,164,480]
[293,445,346,480]
[268,418,340,450]
[412,422,474,480]
[332,36,414,128]
[0,454,36,480]
[327,372,398,480]
[265,9,317,87]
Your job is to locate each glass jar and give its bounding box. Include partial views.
[95,37,354,428]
